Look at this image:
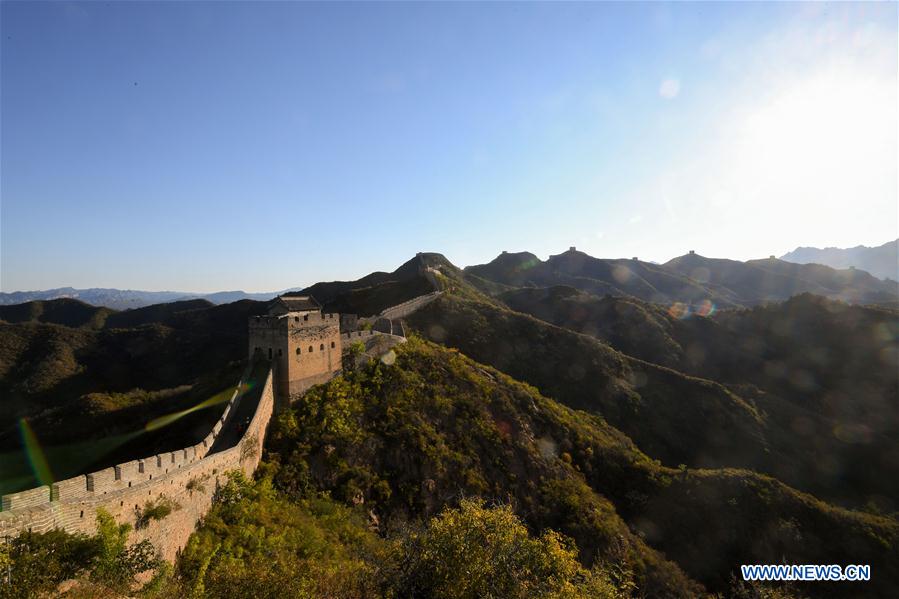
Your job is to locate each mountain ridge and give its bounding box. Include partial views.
[2,251,898,597]
[467,247,898,307]
[0,286,300,310]
[780,239,898,281]
[7,244,896,310]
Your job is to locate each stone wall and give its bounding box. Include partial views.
[285,317,341,393]
[0,366,275,562]
[339,313,359,333]
[340,329,405,344]
[368,291,442,322]
[0,295,420,562]
[249,312,341,398]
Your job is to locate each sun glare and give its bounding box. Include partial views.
[675,61,898,258]
[733,66,895,205]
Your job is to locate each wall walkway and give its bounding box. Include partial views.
[0,364,275,561]
[377,291,441,320]
[0,293,423,561]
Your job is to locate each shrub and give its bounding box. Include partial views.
[0,528,97,598]
[0,509,163,597]
[93,508,160,587]
[385,498,626,599]
[136,496,181,529]
[186,476,206,493]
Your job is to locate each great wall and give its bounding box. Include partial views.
[0,289,441,561]
[0,360,275,560]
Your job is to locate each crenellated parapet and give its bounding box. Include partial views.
[377,291,441,320]
[0,293,420,561]
[0,365,276,561]
[249,295,342,401]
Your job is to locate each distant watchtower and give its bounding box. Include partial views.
[248,295,341,401]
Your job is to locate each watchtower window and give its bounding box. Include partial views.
[308,346,313,353]
[303,314,309,322]
[331,341,336,348]
[278,349,283,356]
[320,343,325,351]
[296,348,301,355]
[295,317,299,323]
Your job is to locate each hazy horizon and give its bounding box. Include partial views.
[2,238,897,295]
[2,2,896,293]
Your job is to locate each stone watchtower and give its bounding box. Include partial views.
[248,294,342,401]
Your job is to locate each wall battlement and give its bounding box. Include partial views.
[356,292,441,329]
[248,297,342,401]
[340,329,407,346]
[377,291,441,321]
[0,365,275,561]
[0,292,422,561]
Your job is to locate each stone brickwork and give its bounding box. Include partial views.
[0,367,274,562]
[362,291,442,324]
[341,329,381,343]
[339,313,359,333]
[340,329,406,345]
[0,293,418,563]
[1,486,50,511]
[248,298,342,400]
[372,317,393,334]
[379,291,441,320]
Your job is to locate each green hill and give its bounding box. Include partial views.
[466,248,739,307]
[780,239,898,281]
[0,300,269,493]
[302,254,437,316]
[466,248,899,307]
[266,338,899,597]
[405,292,899,512]
[0,298,114,329]
[499,288,899,436]
[1,253,897,597]
[104,298,214,328]
[664,253,898,305]
[499,287,899,484]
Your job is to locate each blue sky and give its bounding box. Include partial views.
[2,2,896,292]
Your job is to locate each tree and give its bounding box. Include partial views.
[345,340,366,371]
[91,508,159,588]
[387,498,627,599]
[0,509,160,598]
[0,529,96,598]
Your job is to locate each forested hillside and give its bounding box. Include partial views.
[0,298,266,493]
[2,252,897,597]
[5,339,896,598]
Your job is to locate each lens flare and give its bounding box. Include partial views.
[695,299,716,317]
[145,385,239,432]
[19,418,54,485]
[612,265,632,284]
[668,302,691,320]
